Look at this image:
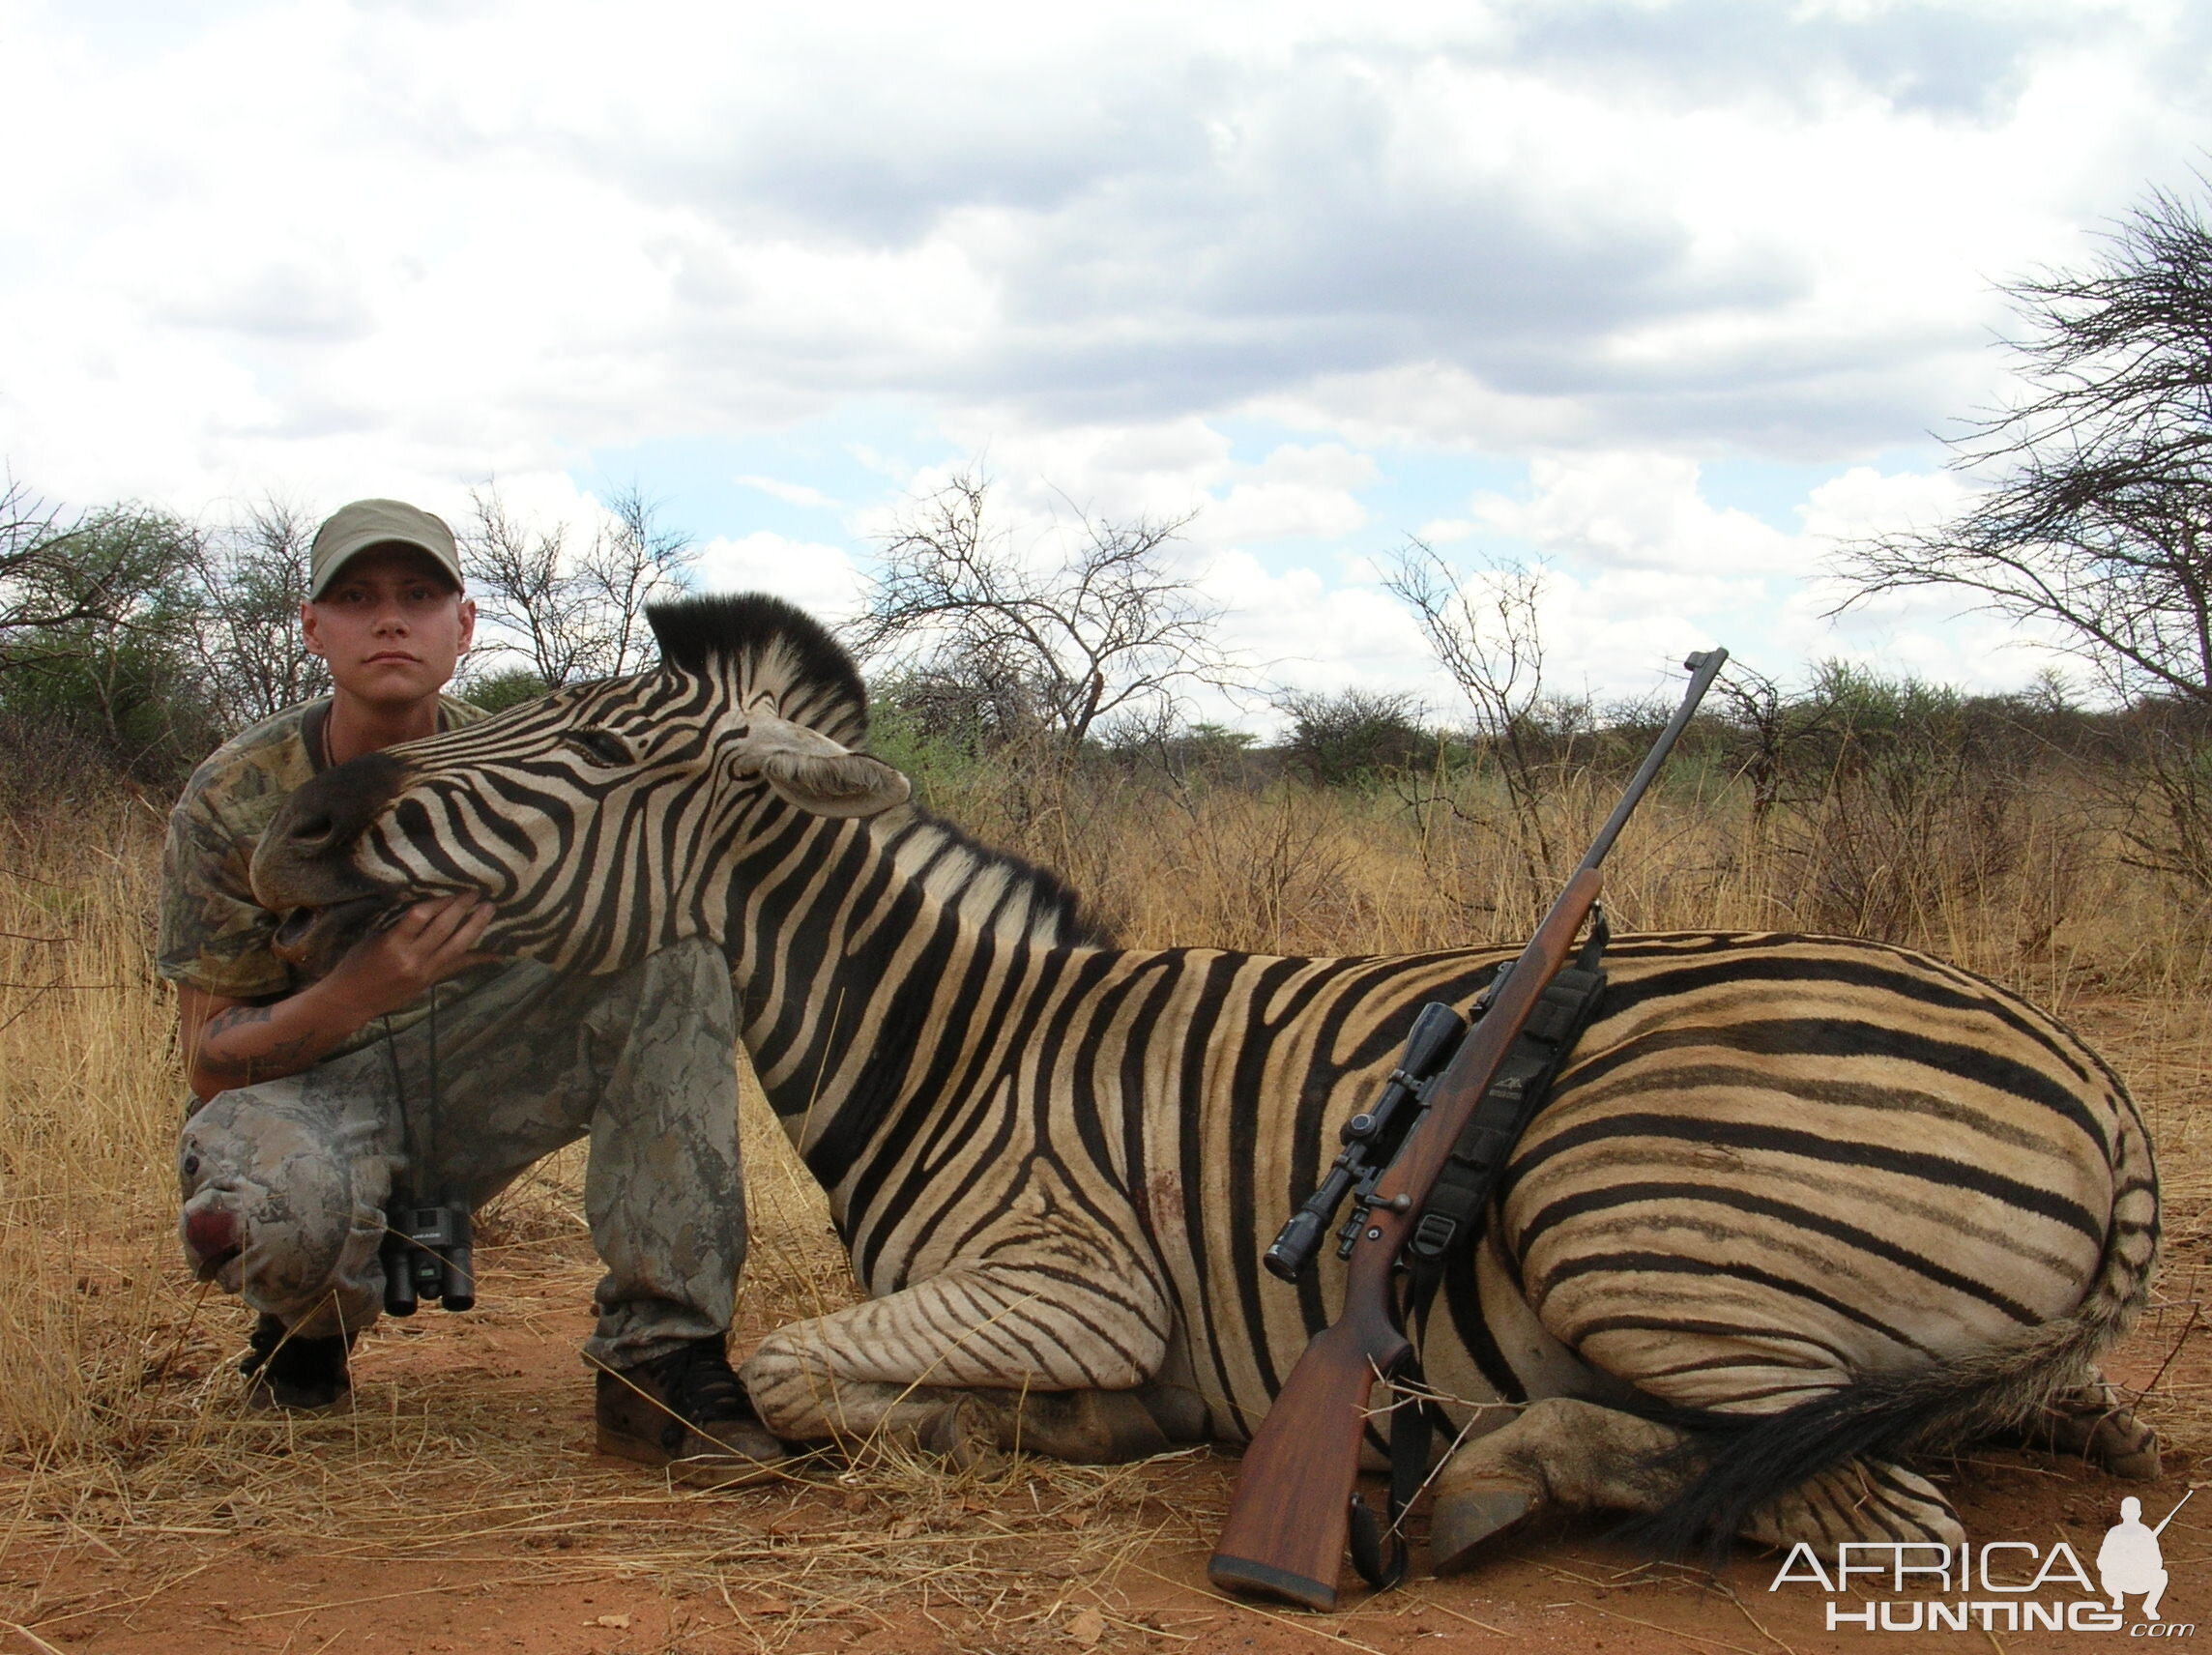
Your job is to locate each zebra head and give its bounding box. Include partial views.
[250,594,911,974]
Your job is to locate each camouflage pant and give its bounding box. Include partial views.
[175,938,745,1369]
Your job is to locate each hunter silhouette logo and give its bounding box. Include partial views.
[2101,1493,2190,1623]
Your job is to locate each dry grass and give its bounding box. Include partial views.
[1,764,2208,1649]
[930,756,2212,986]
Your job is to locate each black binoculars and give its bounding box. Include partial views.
[381,1204,476,1315]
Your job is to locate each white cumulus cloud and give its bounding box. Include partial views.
[692,532,867,623]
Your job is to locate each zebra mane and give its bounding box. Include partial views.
[647,593,1111,947]
[895,808,1115,949]
[648,593,870,745]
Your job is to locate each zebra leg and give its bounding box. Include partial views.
[798,1381,1183,1465]
[1428,1397,1962,1574]
[739,1259,1172,1458]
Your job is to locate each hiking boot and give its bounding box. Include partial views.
[239,1312,352,1411]
[596,1337,788,1487]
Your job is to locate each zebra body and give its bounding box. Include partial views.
[251,595,2159,1561]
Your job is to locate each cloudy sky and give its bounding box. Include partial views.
[5,0,2207,726]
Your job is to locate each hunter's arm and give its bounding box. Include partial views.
[176,895,496,1100]
[178,981,375,1101]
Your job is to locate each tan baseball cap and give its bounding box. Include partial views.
[307,499,465,598]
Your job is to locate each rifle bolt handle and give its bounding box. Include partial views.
[1386,1193,1412,1211]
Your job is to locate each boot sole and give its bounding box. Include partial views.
[246,1381,353,1414]
[595,1423,786,1488]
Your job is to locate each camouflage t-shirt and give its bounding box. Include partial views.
[158,695,489,1052]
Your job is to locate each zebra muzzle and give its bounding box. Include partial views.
[271,895,401,972]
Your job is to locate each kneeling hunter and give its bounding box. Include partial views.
[162,497,784,1484]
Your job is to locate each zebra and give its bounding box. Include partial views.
[248,593,2160,1568]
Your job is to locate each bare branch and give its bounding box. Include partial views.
[462,482,694,686]
[1383,539,1559,880]
[181,498,331,725]
[848,470,1237,761]
[576,482,697,679]
[1833,180,2212,707]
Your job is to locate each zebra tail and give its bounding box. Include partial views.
[1630,1175,2157,1560]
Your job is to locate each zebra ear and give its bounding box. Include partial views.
[732,717,912,819]
[760,748,911,819]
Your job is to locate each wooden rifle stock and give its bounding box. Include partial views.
[1208,648,1727,1611]
[1207,869,1601,1611]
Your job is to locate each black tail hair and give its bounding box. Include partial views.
[1624,1313,2116,1561]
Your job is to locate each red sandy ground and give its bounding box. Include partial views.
[7,1275,2197,1655]
[7,994,2205,1655]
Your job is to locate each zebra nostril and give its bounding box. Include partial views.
[293,814,335,846]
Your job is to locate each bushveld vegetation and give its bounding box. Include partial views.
[0,691,2209,1646]
[5,500,2212,1644]
[1,184,2209,1647]
[5,481,2212,1645]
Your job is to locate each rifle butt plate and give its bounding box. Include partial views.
[1206,1553,1338,1612]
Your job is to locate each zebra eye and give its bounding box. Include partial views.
[563,729,635,768]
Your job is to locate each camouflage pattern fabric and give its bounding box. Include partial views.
[177,938,746,1367]
[158,694,490,1053]
[162,695,747,1366]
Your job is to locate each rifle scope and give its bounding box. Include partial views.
[1262,1001,1467,1281]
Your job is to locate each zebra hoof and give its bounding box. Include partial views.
[2091,1412,2162,1481]
[2044,1401,2162,1481]
[1013,1389,1174,1464]
[1091,1390,1176,1462]
[917,1398,1003,1473]
[1429,1483,1534,1576]
[2108,1439,2163,1482]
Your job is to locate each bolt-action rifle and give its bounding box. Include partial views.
[1208,648,1729,1612]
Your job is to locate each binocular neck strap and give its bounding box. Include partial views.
[378,986,441,1204]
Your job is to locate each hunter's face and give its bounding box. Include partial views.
[302,547,476,708]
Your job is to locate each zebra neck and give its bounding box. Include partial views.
[727,805,1094,1192]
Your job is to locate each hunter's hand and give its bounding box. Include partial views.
[320,894,497,1020]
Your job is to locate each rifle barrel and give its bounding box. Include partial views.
[1576,649,1728,876]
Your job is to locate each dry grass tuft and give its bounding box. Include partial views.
[2,766,2209,1647]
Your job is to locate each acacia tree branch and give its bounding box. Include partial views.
[848,471,1231,758]
[1834,180,2212,708]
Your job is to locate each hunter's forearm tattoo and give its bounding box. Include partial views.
[204,1003,276,1037]
[195,1002,323,1084]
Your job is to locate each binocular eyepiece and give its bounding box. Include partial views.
[381,1204,476,1315]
